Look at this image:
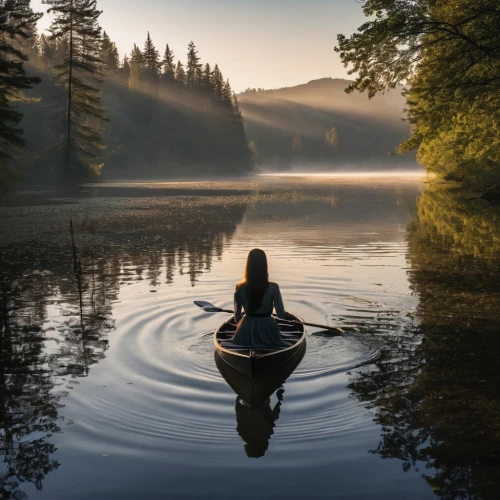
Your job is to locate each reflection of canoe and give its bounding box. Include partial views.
[214,313,306,379]
[215,345,305,458]
[215,344,305,408]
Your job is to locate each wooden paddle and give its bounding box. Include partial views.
[194,300,353,334]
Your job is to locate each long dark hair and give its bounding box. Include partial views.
[237,248,269,311]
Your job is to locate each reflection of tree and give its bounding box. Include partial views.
[75,201,247,287]
[50,227,116,379]
[0,198,247,497]
[0,251,62,499]
[349,186,500,500]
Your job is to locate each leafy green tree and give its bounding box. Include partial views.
[335,0,500,183]
[43,0,107,181]
[0,0,42,171]
[161,44,175,82]
[186,41,201,90]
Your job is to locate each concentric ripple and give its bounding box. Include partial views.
[62,239,414,467]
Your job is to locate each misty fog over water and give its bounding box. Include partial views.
[2,176,499,499]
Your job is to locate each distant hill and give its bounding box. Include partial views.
[238,78,416,170]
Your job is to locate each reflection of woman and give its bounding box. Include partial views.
[235,388,284,458]
[232,249,289,347]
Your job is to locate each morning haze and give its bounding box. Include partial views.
[1,1,500,499]
[32,0,364,92]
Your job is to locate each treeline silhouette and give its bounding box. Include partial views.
[0,1,252,190]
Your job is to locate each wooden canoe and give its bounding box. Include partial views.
[215,342,305,408]
[214,313,306,379]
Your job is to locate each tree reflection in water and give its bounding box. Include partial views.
[0,199,247,498]
[349,185,500,500]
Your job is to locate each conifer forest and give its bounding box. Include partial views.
[0,0,251,190]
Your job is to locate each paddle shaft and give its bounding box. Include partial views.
[212,308,347,333]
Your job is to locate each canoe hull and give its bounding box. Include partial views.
[215,344,306,408]
[214,313,306,379]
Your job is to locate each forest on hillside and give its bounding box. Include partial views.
[0,0,252,190]
[238,78,416,169]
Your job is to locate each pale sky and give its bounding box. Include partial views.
[32,0,365,92]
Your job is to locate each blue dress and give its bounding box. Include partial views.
[232,282,289,347]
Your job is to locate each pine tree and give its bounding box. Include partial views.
[100,30,119,74]
[201,63,211,92]
[195,66,202,90]
[222,79,233,107]
[119,54,130,82]
[161,44,175,82]
[210,64,223,98]
[185,41,201,90]
[175,60,186,85]
[232,92,241,116]
[43,0,107,180]
[129,43,143,88]
[143,32,160,84]
[0,0,42,164]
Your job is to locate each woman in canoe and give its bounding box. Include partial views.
[232,248,289,347]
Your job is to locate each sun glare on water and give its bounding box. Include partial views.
[259,170,426,179]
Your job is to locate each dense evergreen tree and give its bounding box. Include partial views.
[142,32,160,84]
[128,43,143,88]
[43,0,107,180]
[210,64,223,98]
[186,41,201,90]
[39,33,53,63]
[201,62,211,92]
[0,0,42,170]
[161,43,175,82]
[100,30,119,74]
[175,59,186,85]
[119,54,130,82]
[222,79,234,108]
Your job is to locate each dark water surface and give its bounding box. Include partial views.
[1,176,499,500]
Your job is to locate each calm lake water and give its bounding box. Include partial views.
[1,175,499,500]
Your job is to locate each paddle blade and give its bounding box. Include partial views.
[194,300,217,309]
[194,301,222,313]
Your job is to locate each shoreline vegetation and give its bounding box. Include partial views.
[336,0,500,189]
[0,0,498,195]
